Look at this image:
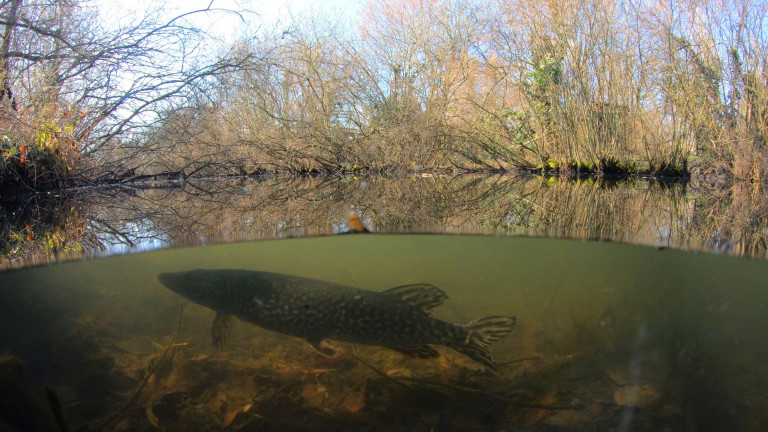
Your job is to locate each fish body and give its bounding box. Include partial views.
[158,269,515,373]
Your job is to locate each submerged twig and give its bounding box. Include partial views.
[350,348,579,411]
[395,376,581,410]
[45,385,70,432]
[498,355,544,366]
[393,374,582,410]
[348,348,408,388]
[89,304,186,430]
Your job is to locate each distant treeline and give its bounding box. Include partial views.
[1,0,767,186]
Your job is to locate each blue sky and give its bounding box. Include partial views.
[94,0,365,42]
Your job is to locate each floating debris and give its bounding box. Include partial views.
[343,204,369,233]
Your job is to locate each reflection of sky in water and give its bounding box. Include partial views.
[76,175,767,260]
[94,220,170,257]
[5,176,768,271]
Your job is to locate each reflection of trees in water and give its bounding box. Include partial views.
[688,181,768,256]
[3,175,768,268]
[493,179,695,248]
[0,191,101,268]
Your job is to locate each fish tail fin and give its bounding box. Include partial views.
[455,316,516,375]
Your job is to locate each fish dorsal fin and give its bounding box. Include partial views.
[384,283,448,315]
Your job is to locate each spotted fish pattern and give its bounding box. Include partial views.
[158,269,516,374]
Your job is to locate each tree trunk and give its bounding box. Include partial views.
[1,0,23,109]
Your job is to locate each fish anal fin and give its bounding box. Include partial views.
[455,316,516,375]
[390,345,439,359]
[212,312,234,350]
[308,339,341,358]
[384,283,448,315]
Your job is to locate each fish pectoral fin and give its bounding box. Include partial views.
[383,283,448,315]
[308,339,341,358]
[389,345,439,359]
[212,312,234,350]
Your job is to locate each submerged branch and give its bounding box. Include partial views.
[89,304,186,431]
[349,349,580,411]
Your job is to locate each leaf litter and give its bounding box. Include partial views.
[18,301,760,432]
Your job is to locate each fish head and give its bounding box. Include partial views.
[158,269,242,312]
[157,272,185,293]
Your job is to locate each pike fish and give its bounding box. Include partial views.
[157,269,516,374]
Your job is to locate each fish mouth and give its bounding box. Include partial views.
[157,272,183,291]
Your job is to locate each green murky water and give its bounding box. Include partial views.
[2,234,767,431]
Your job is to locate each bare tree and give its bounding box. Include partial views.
[0,0,252,181]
